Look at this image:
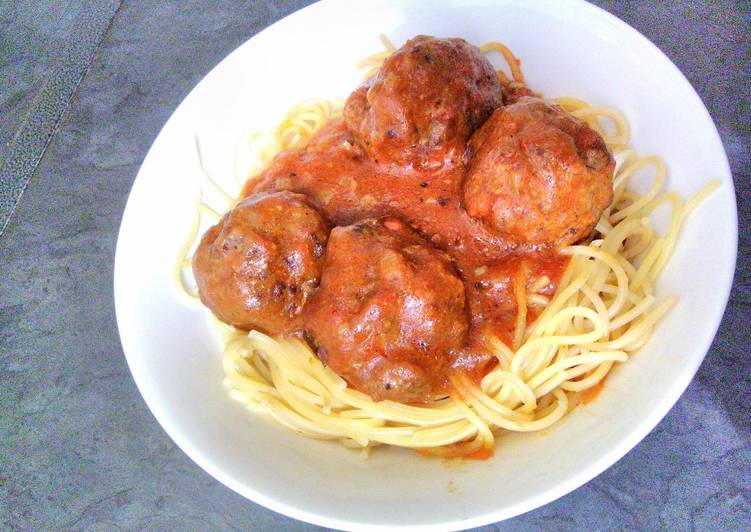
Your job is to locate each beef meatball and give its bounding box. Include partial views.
[304,218,469,403]
[463,97,614,247]
[344,35,501,168]
[192,191,330,334]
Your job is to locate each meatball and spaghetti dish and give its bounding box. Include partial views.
[176,35,717,458]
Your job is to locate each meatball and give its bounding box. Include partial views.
[304,218,469,403]
[344,35,501,168]
[192,191,330,334]
[463,97,614,247]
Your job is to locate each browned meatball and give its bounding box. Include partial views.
[192,191,330,334]
[304,218,468,403]
[344,35,501,168]
[463,97,614,247]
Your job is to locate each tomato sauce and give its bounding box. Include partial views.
[241,118,570,385]
[581,375,608,404]
[418,444,495,461]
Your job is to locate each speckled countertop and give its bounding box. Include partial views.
[1,1,749,530]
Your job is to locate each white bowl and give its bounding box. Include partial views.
[114,0,737,529]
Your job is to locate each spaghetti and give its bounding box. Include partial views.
[176,37,719,457]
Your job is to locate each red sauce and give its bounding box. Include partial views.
[242,119,513,261]
[462,446,494,461]
[241,118,570,385]
[418,443,495,461]
[581,375,608,404]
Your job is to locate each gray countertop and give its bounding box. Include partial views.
[1,1,749,530]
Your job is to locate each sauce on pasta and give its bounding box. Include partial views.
[176,34,719,456]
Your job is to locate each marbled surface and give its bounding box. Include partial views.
[0,0,120,234]
[0,1,749,530]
